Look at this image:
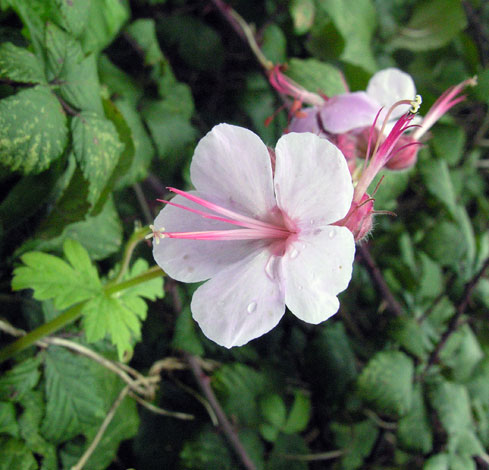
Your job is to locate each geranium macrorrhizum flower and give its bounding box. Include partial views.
[151,124,355,348]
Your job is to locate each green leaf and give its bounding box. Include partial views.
[0,42,45,83]
[283,391,311,434]
[83,259,163,359]
[79,0,129,54]
[41,346,105,443]
[45,23,103,113]
[260,394,287,429]
[428,379,473,434]
[71,111,124,205]
[421,158,458,218]
[397,384,433,453]
[357,350,414,417]
[0,438,38,470]
[0,356,42,402]
[213,364,271,426]
[261,24,287,64]
[390,0,467,51]
[53,0,90,37]
[417,252,444,302]
[331,420,379,470]
[32,195,122,261]
[318,0,377,72]
[180,426,233,470]
[432,125,466,166]
[286,58,347,97]
[424,453,449,470]
[290,0,315,35]
[389,316,428,359]
[171,306,204,355]
[125,18,165,67]
[0,85,68,174]
[60,357,139,470]
[421,221,467,268]
[0,402,19,437]
[12,238,102,310]
[267,433,309,470]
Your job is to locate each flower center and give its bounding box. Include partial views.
[147,188,293,243]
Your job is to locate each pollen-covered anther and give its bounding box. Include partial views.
[145,225,167,244]
[409,94,422,114]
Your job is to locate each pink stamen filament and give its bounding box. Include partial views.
[157,188,291,241]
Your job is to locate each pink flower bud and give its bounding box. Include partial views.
[385,135,420,170]
[335,193,374,242]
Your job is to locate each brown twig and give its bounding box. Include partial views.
[185,353,257,470]
[423,256,489,374]
[358,244,404,317]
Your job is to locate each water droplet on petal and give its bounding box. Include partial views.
[298,285,304,291]
[265,255,278,280]
[290,248,299,259]
[300,243,306,250]
[328,230,336,239]
[309,218,314,225]
[313,229,322,235]
[247,301,257,313]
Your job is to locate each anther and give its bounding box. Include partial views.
[146,225,167,244]
[409,95,422,114]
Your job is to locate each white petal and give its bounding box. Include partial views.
[318,92,380,133]
[273,132,353,228]
[283,226,355,324]
[152,194,265,283]
[367,68,416,119]
[190,124,276,219]
[191,248,286,348]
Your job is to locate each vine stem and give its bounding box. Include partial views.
[0,266,164,363]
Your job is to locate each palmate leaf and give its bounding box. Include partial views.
[12,239,102,310]
[0,85,68,174]
[82,259,164,359]
[0,356,41,402]
[53,0,90,38]
[41,347,106,443]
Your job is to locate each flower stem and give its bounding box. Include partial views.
[0,266,165,363]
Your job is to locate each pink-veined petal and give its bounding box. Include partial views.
[191,248,286,348]
[274,132,353,228]
[190,123,276,219]
[367,68,416,119]
[318,92,380,133]
[283,226,355,324]
[152,194,266,283]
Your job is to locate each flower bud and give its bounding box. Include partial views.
[336,193,374,242]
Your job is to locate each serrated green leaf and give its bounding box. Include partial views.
[0,402,19,437]
[290,0,315,35]
[125,18,165,67]
[397,384,433,453]
[286,58,346,97]
[12,239,102,309]
[389,316,427,358]
[0,356,42,402]
[421,221,467,267]
[428,380,473,434]
[60,357,139,470]
[260,394,287,429]
[0,85,68,174]
[432,125,466,166]
[417,252,444,302]
[318,0,377,72]
[71,111,124,205]
[0,437,38,470]
[41,346,105,443]
[259,422,279,443]
[0,42,45,83]
[54,0,90,37]
[83,259,163,359]
[391,0,467,51]
[358,350,414,417]
[80,0,129,54]
[213,364,271,426]
[331,420,379,470]
[18,391,57,469]
[283,391,311,434]
[171,307,204,355]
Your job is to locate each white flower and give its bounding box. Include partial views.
[151,124,355,348]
